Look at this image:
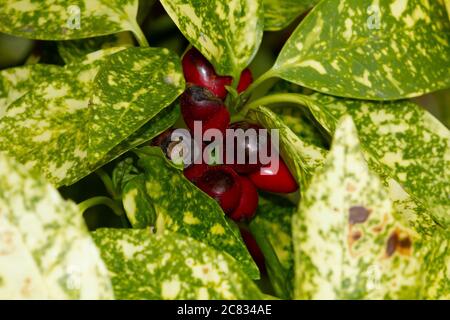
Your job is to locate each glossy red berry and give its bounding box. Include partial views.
[180,85,230,134]
[240,229,265,272]
[182,48,253,99]
[249,157,298,193]
[237,68,253,93]
[229,176,258,221]
[183,163,208,182]
[224,121,270,174]
[152,128,201,166]
[182,48,232,99]
[194,165,241,214]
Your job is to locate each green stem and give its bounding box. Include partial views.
[131,20,149,47]
[95,168,117,199]
[78,196,124,217]
[240,92,312,116]
[239,69,276,104]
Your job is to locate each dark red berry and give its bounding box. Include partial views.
[237,68,253,93]
[194,165,241,214]
[182,48,232,99]
[180,85,230,134]
[230,176,258,221]
[224,121,270,174]
[182,48,253,99]
[240,229,265,272]
[183,163,208,182]
[249,157,298,193]
[151,128,200,166]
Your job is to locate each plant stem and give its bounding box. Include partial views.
[78,196,124,217]
[240,92,312,116]
[95,168,116,199]
[132,21,149,47]
[239,69,276,104]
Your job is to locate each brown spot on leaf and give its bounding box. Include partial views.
[352,231,362,241]
[349,206,371,224]
[386,229,413,257]
[346,183,356,192]
[386,232,398,257]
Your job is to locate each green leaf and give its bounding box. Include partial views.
[263,0,317,31]
[0,47,184,187]
[92,228,264,299]
[0,0,143,42]
[0,153,113,299]
[292,116,448,299]
[58,31,135,64]
[247,105,327,190]
[88,47,185,164]
[160,0,264,79]
[271,0,450,100]
[95,102,181,175]
[122,174,157,228]
[307,93,450,228]
[273,105,328,149]
[0,64,62,118]
[111,157,139,195]
[249,194,296,299]
[135,147,260,279]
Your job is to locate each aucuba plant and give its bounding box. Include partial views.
[0,0,449,300]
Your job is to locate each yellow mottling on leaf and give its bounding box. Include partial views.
[354,70,372,88]
[210,224,225,235]
[161,279,181,299]
[298,60,327,75]
[183,211,200,225]
[390,0,408,19]
[123,189,138,222]
[343,18,353,41]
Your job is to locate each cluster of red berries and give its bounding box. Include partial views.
[153,48,298,222]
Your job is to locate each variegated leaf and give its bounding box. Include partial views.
[88,47,185,164]
[135,147,260,279]
[387,179,449,299]
[58,31,135,64]
[0,64,62,118]
[0,153,113,299]
[263,0,317,31]
[249,194,296,299]
[247,105,327,190]
[122,174,156,228]
[0,47,184,187]
[0,47,126,186]
[160,0,264,79]
[271,0,450,100]
[0,0,143,42]
[92,228,264,299]
[93,102,181,174]
[292,116,447,299]
[307,93,450,228]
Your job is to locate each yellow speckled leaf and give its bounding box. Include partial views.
[292,116,448,299]
[271,0,450,100]
[160,0,264,79]
[0,153,113,299]
[92,228,264,299]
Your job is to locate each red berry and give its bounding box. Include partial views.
[237,68,253,93]
[230,176,258,221]
[240,229,265,272]
[183,163,209,181]
[224,121,270,174]
[182,48,232,99]
[180,85,230,135]
[249,157,298,193]
[194,165,241,214]
[152,128,203,166]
